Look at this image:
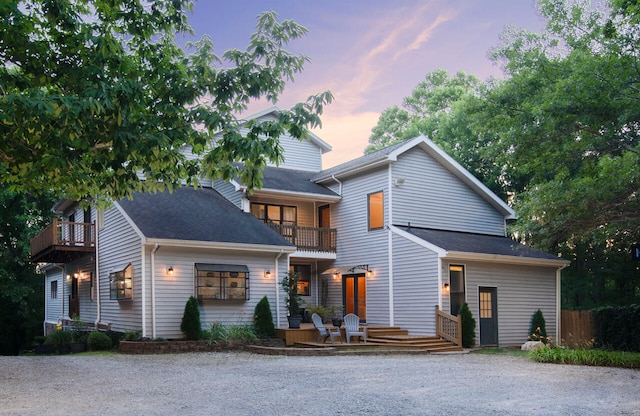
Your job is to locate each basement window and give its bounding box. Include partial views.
[195,264,249,301]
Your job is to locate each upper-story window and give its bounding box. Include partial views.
[368,191,384,230]
[250,203,297,226]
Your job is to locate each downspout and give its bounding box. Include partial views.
[274,249,285,326]
[94,220,100,329]
[387,164,394,326]
[150,243,159,339]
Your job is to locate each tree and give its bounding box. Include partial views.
[180,296,201,340]
[458,302,476,348]
[0,1,332,205]
[253,296,275,339]
[528,309,549,344]
[0,186,57,355]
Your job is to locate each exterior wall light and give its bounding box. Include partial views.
[166,266,174,276]
[366,269,373,278]
[265,270,271,279]
[443,283,450,291]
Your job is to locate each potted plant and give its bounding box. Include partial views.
[281,271,302,328]
[70,314,87,353]
[330,305,344,328]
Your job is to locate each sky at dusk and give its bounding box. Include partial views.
[182,1,546,168]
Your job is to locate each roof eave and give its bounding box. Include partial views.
[145,238,296,253]
[252,188,341,202]
[314,157,391,183]
[444,251,570,268]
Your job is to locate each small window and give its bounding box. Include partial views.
[109,264,133,300]
[368,191,384,230]
[90,272,95,301]
[195,264,249,301]
[290,264,311,296]
[51,280,58,299]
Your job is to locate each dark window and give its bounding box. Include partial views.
[290,264,311,296]
[51,280,58,299]
[250,203,297,226]
[449,265,465,316]
[195,264,249,301]
[368,191,384,230]
[109,264,133,300]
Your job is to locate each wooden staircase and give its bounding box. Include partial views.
[365,326,463,353]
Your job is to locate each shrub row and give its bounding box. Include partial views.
[592,304,640,352]
[530,347,640,368]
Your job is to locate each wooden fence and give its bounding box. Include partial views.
[561,310,595,348]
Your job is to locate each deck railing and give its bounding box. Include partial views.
[265,223,337,253]
[30,218,96,259]
[435,305,462,346]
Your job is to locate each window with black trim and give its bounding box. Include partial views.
[368,191,384,230]
[290,264,311,296]
[109,264,133,300]
[250,203,297,226]
[51,280,58,299]
[195,264,249,301]
[449,265,465,316]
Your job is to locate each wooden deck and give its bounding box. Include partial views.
[276,323,463,353]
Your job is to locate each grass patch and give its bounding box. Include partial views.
[530,347,640,368]
[473,347,528,357]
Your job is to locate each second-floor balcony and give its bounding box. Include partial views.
[30,219,96,264]
[264,223,337,254]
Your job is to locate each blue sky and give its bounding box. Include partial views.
[183,1,545,167]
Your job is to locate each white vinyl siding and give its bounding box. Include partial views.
[392,148,506,236]
[65,256,98,323]
[44,268,64,325]
[391,233,439,335]
[213,180,243,209]
[98,206,143,334]
[149,247,288,338]
[447,260,558,347]
[331,167,390,325]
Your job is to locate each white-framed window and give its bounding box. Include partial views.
[368,191,384,230]
[449,265,466,316]
[51,280,58,299]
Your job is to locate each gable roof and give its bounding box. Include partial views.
[256,166,340,200]
[117,187,294,248]
[313,135,516,220]
[242,106,333,154]
[395,225,569,267]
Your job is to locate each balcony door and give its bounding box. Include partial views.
[69,274,79,318]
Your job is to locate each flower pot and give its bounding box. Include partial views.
[287,316,302,329]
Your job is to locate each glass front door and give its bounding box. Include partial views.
[343,274,366,321]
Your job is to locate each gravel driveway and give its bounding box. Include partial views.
[1,352,638,415]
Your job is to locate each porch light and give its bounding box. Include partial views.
[66,274,71,281]
[443,283,450,291]
[166,266,174,276]
[333,272,339,279]
[265,270,271,279]
[366,269,373,278]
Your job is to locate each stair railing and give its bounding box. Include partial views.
[435,305,462,346]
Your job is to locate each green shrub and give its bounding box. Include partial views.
[207,322,257,343]
[254,296,275,338]
[592,305,640,352]
[528,309,549,344]
[530,346,640,368]
[45,329,72,348]
[180,296,202,340]
[87,331,112,351]
[122,330,142,341]
[459,302,476,348]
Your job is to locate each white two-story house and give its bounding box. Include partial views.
[33,107,569,346]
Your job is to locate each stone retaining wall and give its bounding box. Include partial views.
[119,339,284,354]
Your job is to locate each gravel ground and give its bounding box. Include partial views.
[0,352,638,416]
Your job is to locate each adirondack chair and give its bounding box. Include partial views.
[344,313,367,343]
[312,313,341,344]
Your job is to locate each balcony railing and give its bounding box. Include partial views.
[265,223,337,253]
[30,219,96,263]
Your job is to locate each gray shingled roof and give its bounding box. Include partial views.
[118,187,293,247]
[398,226,565,261]
[261,166,339,196]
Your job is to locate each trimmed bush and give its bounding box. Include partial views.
[459,302,476,348]
[87,331,112,351]
[592,304,640,351]
[254,296,275,338]
[45,329,72,351]
[528,309,549,344]
[180,296,202,340]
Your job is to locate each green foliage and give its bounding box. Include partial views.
[0,2,331,203]
[87,331,112,351]
[45,330,72,348]
[592,305,640,352]
[530,346,640,368]
[253,296,275,339]
[458,302,476,348]
[180,296,201,341]
[281,271,301,317]
[122,330,142,342]
[528,309,549,344]
[0,186,57,355]
[306,305,334,322]
[207,322,257,343]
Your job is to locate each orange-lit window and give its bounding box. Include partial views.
[368,191,384,230]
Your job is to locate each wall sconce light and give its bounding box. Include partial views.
[394,178,405,186]
[366,269,373,278]
[66,274,71,281]
[265,270,271,279]
[333,272,340,279]
[166,266,174,276]
[443,283,450,291]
